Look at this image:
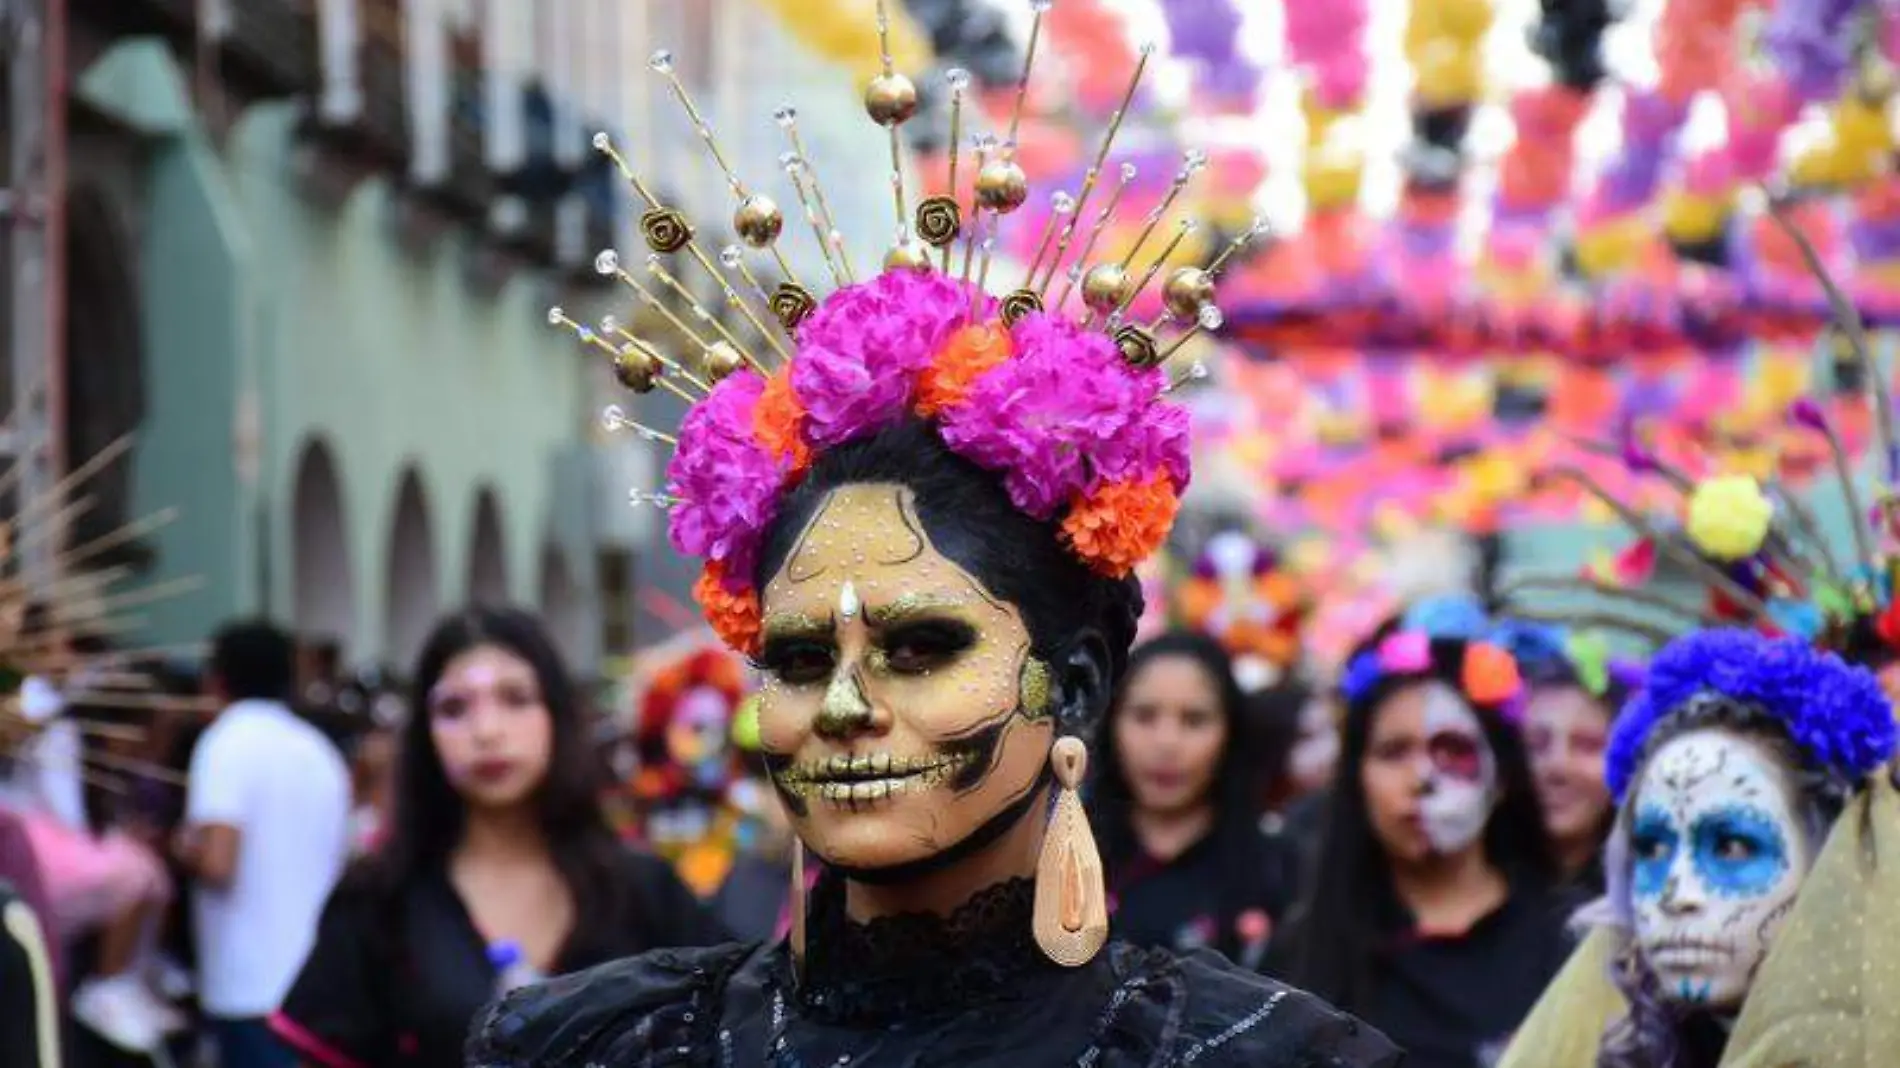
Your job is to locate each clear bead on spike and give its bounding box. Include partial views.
[1053,191,1076,214]
[973,132,998,153]
[648,49,674,73]
[1248,216,1270,236]
[1031,0,1053,11]
[1197,305,1224,330]
[1185,148,1209,170]
[1119,162,1138,181]
[600,314,620,333]
[947,68,971,91]
[1139,41,1157,55]
[720,245,744,268]
[774,104,797,128]
[594,250,619,275]
[1191,361,1209,380]
[546,306,565,326]
[780,152,806,174]
[591,131,612,152]
[600,404,626,432]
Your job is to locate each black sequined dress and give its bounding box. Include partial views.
[468,875,1401,1067]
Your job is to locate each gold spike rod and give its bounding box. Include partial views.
[1053,164,1137,312]
[601,405,679,447]
[943,72,970,273]
[12,435,133,524]
[586,258,718,358]
[644,256,772,375]
[1206,216,1271,277]
[719,247,799,350]
[601,316,712,393]
[777,113,855,286]
[1037,45,1155,294]
[550,309,702,405]
[1110,219,1198,322]
[1004,3,1048,150]
[1020,191,1076,288]
[960,136,998,284]
[1114,152,1206,274]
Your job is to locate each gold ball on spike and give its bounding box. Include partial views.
[865,73,920,126]
[612,341,663,394]
[1081,264,1132,315]
[975,159,1030,214]
[733,195,785,248]
[702,341,745,382]
[1162,267,1217,320]
[884,238,934,271]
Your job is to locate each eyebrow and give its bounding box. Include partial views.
[862,593,973,627]
[761,612,832,643]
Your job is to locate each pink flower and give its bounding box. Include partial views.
[791,269,990,449]
[665,372,785,582]
[1377,631,1432,674]
[939,313,1175,519]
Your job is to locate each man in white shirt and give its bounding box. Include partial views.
[176,622,350,1068]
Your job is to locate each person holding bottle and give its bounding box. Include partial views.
[271,608,723,1068]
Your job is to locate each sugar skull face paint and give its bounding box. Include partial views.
[1628,729,1815,1010]
[1361,681,1499,863]
[753,484,1057,873]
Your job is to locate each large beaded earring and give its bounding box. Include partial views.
[1032,737,1109,967]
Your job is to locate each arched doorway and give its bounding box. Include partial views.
[384,466,440,670]
[62,186,148,569]
[466,487,508,605]
[537,541,582,662]
[290,437,355,654]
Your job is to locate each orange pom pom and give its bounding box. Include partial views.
[1061,473,1180,577]
[1461,641,1523,707]
[752,367,812,475]
[694,562,763,655]
[915,323,1013,417]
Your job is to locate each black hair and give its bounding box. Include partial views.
[361,605,652,960]
[756,419,1146,720]
[1280,634,1556,1010]
[1090,631,1274,960]
[1247,676,1311,812]
[208,619,297,703]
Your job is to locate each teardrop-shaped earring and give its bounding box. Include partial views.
[1033,736,1108,967]
[789,839,808,970]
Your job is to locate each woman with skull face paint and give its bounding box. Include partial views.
[1496,629,1896,1068]
[1267,629,1572,1068]
[466,21,1400,1063]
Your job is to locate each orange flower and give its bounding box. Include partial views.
[752,366,812,475]
[694,561,763,655]
[914,323,1013,417]
[1461,641,1523,707]
[1061,474,1180,578]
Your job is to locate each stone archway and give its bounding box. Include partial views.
[62,185,148,568]
[289,437,356,655]
[537,541,582,661]
[384,466,440,671]
[466,486,508,605]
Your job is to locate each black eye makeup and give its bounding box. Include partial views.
[756,637,838,686]
[875,619,979,675]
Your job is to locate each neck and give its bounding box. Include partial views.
[456,804,548,865]
[1554,832,1599,881]
[1391,844,1507,935]
[1130,802,1214,863]
[844,785,1048,922]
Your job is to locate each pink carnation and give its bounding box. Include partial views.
[791,269,992,450]
[665,371,785,583]
[939,313,1177,519]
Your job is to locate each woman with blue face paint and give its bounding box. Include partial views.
[1497,629,1897,1068]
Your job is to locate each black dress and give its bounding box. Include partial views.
[277,851,724,1068]
[467,874,1403,1067]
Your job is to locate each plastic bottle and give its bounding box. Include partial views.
[486,940,544,996]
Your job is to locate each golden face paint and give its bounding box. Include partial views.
[754,484,1057,871]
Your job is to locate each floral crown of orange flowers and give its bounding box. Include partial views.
[548,2,1268,655]
[1339,630,1526,718]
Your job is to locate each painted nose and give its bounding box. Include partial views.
[1658,870,1704,916]
[814,669,878,739]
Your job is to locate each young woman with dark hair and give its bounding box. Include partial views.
[1267,629,1573,1068]
[1089,631,1296,966]
[272,606,723,1068]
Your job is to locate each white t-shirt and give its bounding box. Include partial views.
[186,699,351,1018]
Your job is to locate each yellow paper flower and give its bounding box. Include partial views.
[1662,190,1732,245]
[1574,216,1648,277]
[1686,475,1775,560]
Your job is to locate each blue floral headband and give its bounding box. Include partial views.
[1604,629,1896,802]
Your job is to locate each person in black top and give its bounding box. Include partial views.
[273,607,722,1068]
[1268,627,1572,1068]
[1089,632,1297,967]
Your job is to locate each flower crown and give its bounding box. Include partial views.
[1339,630,1525,713]
[1173,534,1310,670]
[551,5,1259,655]
[1490,620,1645,702]
[1498,203,1900,669]
[1605,629,1896,802]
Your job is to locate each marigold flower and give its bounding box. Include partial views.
[1061,474,1180,578]
[694,561,762,655]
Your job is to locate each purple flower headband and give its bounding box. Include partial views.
[1605,629,1897,801]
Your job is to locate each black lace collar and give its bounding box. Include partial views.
[783,874,1057,1026]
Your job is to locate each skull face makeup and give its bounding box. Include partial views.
[1416,683,1499,854]
[1628,729,1815,1010]
[753,484,1058,874]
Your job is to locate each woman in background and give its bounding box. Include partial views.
[273,606,722,1068]
[1089,631,1297,967]
[1268,629,1571,1068]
